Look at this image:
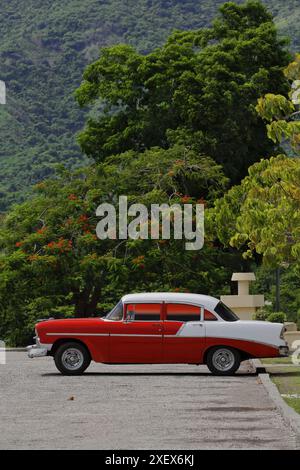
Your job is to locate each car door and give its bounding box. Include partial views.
[108,302,163,363]
[162,303,205,363]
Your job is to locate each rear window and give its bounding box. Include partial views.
[214,301,239,322]
[204,309,218,321]
[166,303,201,322]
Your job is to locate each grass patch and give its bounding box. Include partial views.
[272,372,300,395]
[267,366,300,375]
[267,364,300,415]
[262,356,300,414]
[262,356,294,365]
[283,397,300,414]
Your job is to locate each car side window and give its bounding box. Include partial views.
[204,309,218,321]
[166,303,201,322]
[126,303,161,321]
[105,300,123,320]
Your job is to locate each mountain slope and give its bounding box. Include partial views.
[0,0,299,210]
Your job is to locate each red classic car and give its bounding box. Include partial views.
[27,292,289,375]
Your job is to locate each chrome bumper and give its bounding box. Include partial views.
[27,344,48,358]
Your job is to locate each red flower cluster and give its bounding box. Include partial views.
[132,255,145,268]
[180,195,192,203]
[46,238,73,253]
[78,214,91,233]
[28,254,39,262]
[68,194,78,201]
[78,214,88,222]
[197,198,206,206]
[173,287,190,293]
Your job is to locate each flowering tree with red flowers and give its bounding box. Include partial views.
[0,145,235,345]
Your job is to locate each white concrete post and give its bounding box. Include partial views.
[232,272,255,296]
[221,272,264,320]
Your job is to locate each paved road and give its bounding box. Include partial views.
[0,352,298,450]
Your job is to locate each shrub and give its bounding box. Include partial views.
[253,308,268,321]
[266,312,287,323]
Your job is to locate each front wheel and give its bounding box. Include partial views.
[206,346,241,376]
[54,342,91,375]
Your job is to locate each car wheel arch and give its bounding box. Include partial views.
[202,345,251,364]
[50,338,92,360]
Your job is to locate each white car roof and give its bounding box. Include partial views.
[121,292,219,311]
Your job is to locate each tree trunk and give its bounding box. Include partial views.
[73,286,101,317]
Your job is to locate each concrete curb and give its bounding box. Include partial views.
[4,348,27,352]
[250,358,266,374]
[251,359,300,447]
[259,374,300,446]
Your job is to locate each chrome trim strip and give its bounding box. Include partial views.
[205,335,280,349]
[45,332,279,348]
[46,333,109,337]
[123,301,163,304]
[110,334,160,337]
[46,332,173,338]
[175,323,187,336]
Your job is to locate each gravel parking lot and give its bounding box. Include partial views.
[0,352,298,450]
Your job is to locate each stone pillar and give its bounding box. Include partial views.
[221,272,264,321]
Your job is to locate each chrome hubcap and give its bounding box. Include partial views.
[212,348,235,371]
[61,348,84,371]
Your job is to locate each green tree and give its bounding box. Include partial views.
[208,55,300,268]
[256,53,300,152]
[76,0,290,182]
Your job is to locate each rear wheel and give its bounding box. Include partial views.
[206,346,240,375]
[54,342,91,375]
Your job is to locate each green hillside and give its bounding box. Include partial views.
[0,0,299,210]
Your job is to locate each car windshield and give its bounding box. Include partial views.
[214,301,239,322]
[105,300,123,320]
